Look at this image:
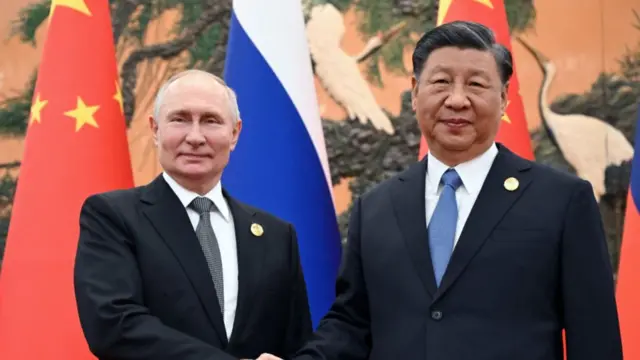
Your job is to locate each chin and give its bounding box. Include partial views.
[436,136,475,151]
[177,166,212,178]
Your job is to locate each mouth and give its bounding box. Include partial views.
[179,153,211,159]
[439,118,472,128]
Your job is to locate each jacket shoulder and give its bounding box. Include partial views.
[528,160,592,191]
[83,185,145,211]
[357,161,422,203]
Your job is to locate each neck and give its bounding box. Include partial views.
[170,172,220,196]
[429,142,492,167]
[539,67,554,124]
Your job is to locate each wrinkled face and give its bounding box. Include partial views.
[150,76,241,184]
[412,47,506,157]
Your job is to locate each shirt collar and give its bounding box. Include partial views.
[427,142,498,195]
[162,172,231,222]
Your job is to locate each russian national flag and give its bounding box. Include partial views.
[617,103,640,359]
[222,0,342,327]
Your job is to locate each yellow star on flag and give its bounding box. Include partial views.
[30,93,48,125]
[501,100,511,123]
[438,0,494,25]
[474,0,494,9]
[64,97,100,131]
[49,0,92,18]
[113,81,124,114]
[437,0,452,25]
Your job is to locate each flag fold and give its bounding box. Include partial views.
[0,0,134,357]
[222,0,341,327]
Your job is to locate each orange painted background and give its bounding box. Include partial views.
[0,0,638,214]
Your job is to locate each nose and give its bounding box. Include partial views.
[185,122,206,146]
[444,83,470,110]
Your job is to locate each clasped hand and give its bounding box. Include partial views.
[255,354,281,360]
[241,354,281,360]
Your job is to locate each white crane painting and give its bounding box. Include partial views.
[304,2,405,135]
[516,36,634,202]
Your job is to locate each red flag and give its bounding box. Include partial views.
[616,104,640,359]
[418,0,534,160]
[0,0,134,358]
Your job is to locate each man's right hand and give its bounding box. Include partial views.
[255,353,282,360]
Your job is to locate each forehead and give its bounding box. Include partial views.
[422,47,500,78]
[159,76,232,117]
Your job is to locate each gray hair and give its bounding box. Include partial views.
[412,21,513,86]
[152,69,240,124]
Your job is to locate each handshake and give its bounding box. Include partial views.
[243,354,281,360]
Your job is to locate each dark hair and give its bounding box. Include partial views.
[412,21,513,85]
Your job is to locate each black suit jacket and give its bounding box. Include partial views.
[295,144,622,360]
[74,175,312,360]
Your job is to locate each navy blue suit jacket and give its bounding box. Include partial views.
[74,175,312,359]
[295,144,622,360]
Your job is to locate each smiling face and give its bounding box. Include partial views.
[412,46,507,165]
[150,72,242,194]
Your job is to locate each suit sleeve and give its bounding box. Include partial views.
[561,180,623,360]
[283,224,313,357]
[294,197,371,360]
[73,194,237,360]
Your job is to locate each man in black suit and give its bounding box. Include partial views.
[259,21,622,360]
[74,69,312,360]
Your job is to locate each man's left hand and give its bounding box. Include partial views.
[255,353,282,360]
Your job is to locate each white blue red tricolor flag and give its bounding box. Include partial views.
[617,103,640,359]
[222,0,342,327]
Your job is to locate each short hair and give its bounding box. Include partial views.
[152,69,240,123]
[412,21,513,85]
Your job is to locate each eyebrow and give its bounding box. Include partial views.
[429,64,451,73]
[167,110,189,118]
[167,109,221,118]
[428,65,490,77]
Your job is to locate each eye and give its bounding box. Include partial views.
[171,117,186,122]
[469,79,487,87]
[432,78,449,84]
[202,116,224,125]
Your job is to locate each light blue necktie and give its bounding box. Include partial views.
[429,168,462,287]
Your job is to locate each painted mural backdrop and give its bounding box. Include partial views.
[0,0,639,274]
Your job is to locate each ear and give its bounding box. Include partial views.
[500,82,509,113]
[230,118,243,151]
[411,76,419,112]
[149,115,159,146]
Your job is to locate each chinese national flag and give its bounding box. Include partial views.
[616,103,640,360]
[418,0,534,160]
[0,0,134,358]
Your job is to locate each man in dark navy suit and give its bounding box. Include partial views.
[258,21,622,360]
[74,70,312,360]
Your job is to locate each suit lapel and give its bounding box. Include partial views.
[140,176,228,346]
[225,192,266,344]
[391,158,438,298]
[434,145,533,301]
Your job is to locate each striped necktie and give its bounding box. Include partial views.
[189,197,224,313]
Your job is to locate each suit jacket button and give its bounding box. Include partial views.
[431,310,443,321]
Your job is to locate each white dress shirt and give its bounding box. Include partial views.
[162,172,238,338]
[425,143,498,247]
